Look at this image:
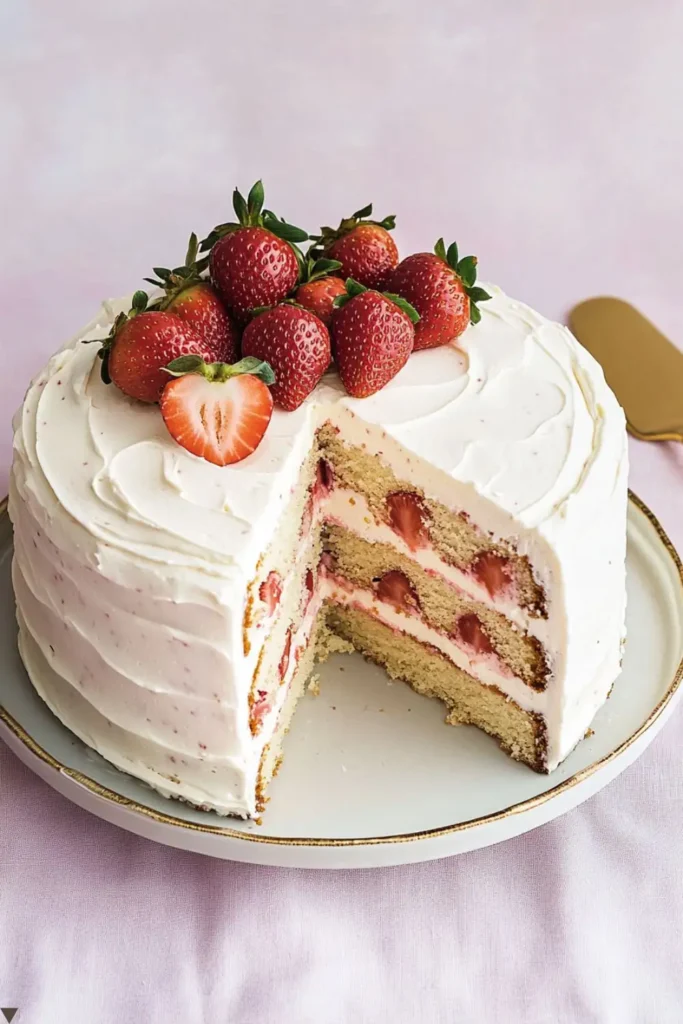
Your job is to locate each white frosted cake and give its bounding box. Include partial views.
[10,285,628,817]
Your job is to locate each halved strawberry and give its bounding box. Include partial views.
[201,180,308,322]
[310,204,398,289]
[375,570,420,613]
[241,303,331,411]
[88,291,217,403]
[456,613,493,655]
[279,628,293,682]
[294,257,347,325]
[386,491,430,551]
[259,571,282,617]
[160,355,275,466]
[145,233,240,362]
[471,552,512,599]
[331,280,419,398]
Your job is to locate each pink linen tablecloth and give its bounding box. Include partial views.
[1,3,682,1021]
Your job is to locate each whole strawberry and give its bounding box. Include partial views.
[145,233,240,362]
[161,355,275,467]
[241,303,331,411]
[89,291,219,403]
[310,203,398,289]
[385,239,491,350]
[331,279,419,398]
[201,180,308,323]
[294,257,346,325]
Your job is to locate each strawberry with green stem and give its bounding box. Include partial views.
[201,180,308,323]
[331,278,419,398]
[145,233,240,362]
[310,203,398,289]
[87,290,222,404]
[385,239,491,350]
[241,302,331,411]
[293,256,346,325]
[160,355,275,466]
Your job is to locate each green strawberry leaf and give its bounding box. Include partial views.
[352,203,373,219]
[229,356,276,385]
[263,213,309,243]
[434,238,447,262]
[333,293,352,309]
[384,292,420,324]
[456,255,477,288]
[131,290,148,313]
[446,242,459,270]
[232,188,249,225]
[165,354,206,377]
[378,214,396,230]
[99,349,111,385]
[345,278,367,297]
[184,233,198,267]
[468,286,491,304]
[247,180,265,222]
[469,303,482,325]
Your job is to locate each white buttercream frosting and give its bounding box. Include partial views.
[9,285,628,816]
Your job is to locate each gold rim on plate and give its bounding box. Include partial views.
[1,491,681,848]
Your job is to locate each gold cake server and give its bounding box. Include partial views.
[569,297,683,442]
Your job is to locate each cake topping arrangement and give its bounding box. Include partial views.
[86,181,492,462]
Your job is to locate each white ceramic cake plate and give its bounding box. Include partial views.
[0,494,681,869]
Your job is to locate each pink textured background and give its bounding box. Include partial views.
[1,2,683,1021]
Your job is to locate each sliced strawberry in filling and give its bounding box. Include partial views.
[386,491,430,551]
[303,568,315,612]
[374,570,421,613]
[314,458,334,499]
[250,688,270,731]
[456,613,493,655]
[259,571,282,617]
[471,551,512,600]
[278,628,293,682]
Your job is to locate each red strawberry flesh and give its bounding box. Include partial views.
[295,277,347,325]
[209,226,299,323]
[386,491,430,551]
[314,458,334,501]
[328,224,398,290]
[278,628,293,681]
[167,282,240,363]
[471,552,512,599]
[160,372,273,466]
[241,304,331,411]
[386,252,468,351]
[375,570,420,613]
[108,312,215,404]
[456,613,493,655]
[332,290,414,398]
[259,571,282,617]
